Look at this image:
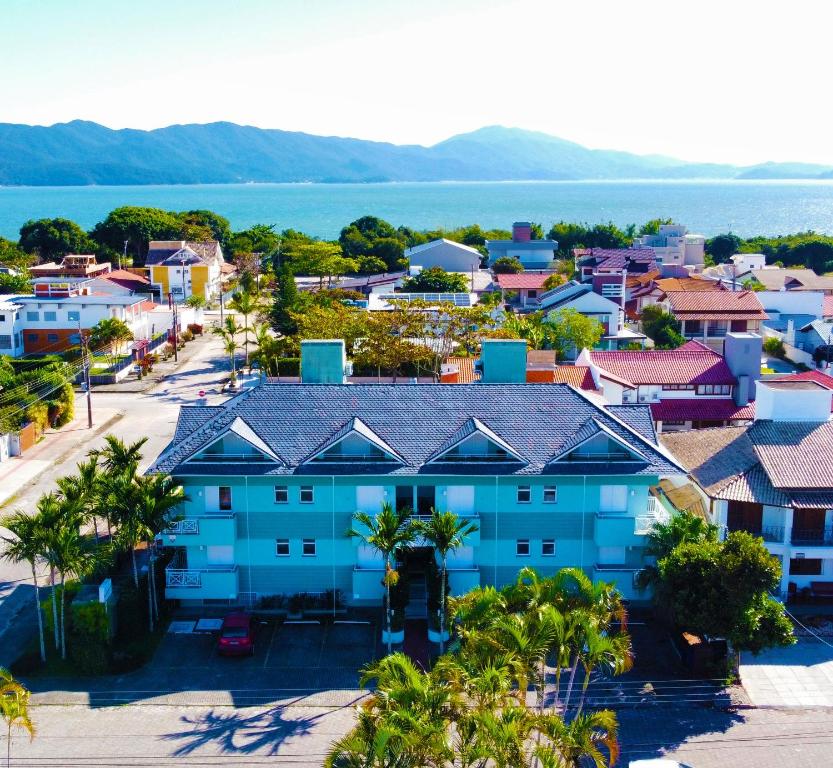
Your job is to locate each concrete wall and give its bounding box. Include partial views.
[760,290,824,318]
[406,240,480,272]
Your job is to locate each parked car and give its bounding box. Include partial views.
[217,612,255,656]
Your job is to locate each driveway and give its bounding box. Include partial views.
[740,635,833,706]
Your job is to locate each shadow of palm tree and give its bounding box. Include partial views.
[163,702,327,756]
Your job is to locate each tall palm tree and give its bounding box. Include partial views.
[418,509,478,653]
[347,502,420,654]
[56,457,102,543]
[89,435,147,477]
[0,513,47,663]
[228,290,258,367]
[212,317,242,386]
[0,668,34,768]
[30,493,64,651]
[535,709,619,768]
[131,474,187,630]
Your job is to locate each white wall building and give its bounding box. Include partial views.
[405,239,482,272]
[632,223,705,270]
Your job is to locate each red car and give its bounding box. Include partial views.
[217,612,255,656]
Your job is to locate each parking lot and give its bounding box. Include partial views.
[142,618,379,703]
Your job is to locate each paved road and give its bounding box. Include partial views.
[4,702,830,767]
[0,332,233,666]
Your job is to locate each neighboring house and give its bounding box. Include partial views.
[367,292,477,311]
[661,380,833,597]
[577,335,760,432]
[663,290,767,351]
[626,274,724,320]
[405,239,482,272]
[89,269,154,297]
[496,272,554,308]
[824,296,833,319]
[576,249,657,285]
[747,268,833,294]
[150,338,683,607]
[5,293,155,355]
[146,240,224,302]
[487,223,558,269]
[795,319,833,358]
[0,298,24,356]
[765,370,833,403]
[539,281,629,357]
[632,223,706,270]
[29,254,111,279]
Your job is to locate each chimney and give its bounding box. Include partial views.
[300,339,349,384]
[723,332,762,406]
[755,381,832,422]
[478,339,528,383]
[512,222,532,242]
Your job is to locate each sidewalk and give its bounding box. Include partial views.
[0,406,122,508]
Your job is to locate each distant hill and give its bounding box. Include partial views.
[0,121,831,185]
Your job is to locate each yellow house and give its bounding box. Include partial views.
[146,240,224,302]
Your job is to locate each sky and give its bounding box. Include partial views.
[2,0,833,166]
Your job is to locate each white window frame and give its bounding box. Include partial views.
[542,539,556,556]
[302,538,316,556]
[517,485,531,504]
[516,539,530,556]
[274,485,288,504]
[543,486,557,503]
[275,538,290,556]
[300,486,314,504]
[218,486,232,511]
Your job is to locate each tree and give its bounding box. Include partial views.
[291,303,368,353]
[638,218,673,236]
[763,336,786,358]
[184,295,206,310]
[657,531,794,655]
[418,510,479,653]
[544,308,603,360]
[492,256,524,274]
[0,273,30,294]
[529,222,545,239]
[542,273,565,291]
[705,233,742,263]
[0,237,34,271]
[289,242,358,288]
[178,210,231,250]
[347,502,420,654]
[353,310,432,380]
[231,224,281,262]
[88,318,134,364]
[0,668,34,768]
[269,264,301,335]
[640,304,684,349]
[402,267,469,293]
[0,513,48,662]
[212,317,242,386]
[228,290,259,366]
[18,217,96,260]
[90,206,186,264]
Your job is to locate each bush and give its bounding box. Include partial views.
[180,329,194,343]
[492,256,524,274]
[274,357,300,376]
[763,336,786,358]
[187,323,203,335]
[159,342,173,359]
[69,601,110,675]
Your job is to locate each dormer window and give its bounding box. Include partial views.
[428,417,526,465]
[304,418,404,465]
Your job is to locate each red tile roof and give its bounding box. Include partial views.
[551,365,599,391]
[100,269,151,292]
[665,290,767,320]
[445,356,478,383]
[651,399,755,422]
[496,273,553,290]
[588,342,736,385]
[766,370,833,391]
[655,276,725,293]
[824,296,833,318]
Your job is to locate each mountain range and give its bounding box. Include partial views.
[1,121,832,186]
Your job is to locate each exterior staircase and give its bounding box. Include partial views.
[405,572,428,619]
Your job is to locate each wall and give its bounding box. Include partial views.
[755,382,833,421]
[408,241,480,272]
[759,290,824,318]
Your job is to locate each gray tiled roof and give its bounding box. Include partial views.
[151,383,683,477]
[606,405,657,443]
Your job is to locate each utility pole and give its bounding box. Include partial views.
[121,240,128,270]
[78,320,93,428]
[169,291,179,362]
[219,291,225,326]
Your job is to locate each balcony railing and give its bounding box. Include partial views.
[164,519,199,535]
[166,569,202,588]
[790,527,833,546]
[728,524,785,543]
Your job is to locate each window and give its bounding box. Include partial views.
[44,311,57,322]
[67,311,80,322]
[218,486,232,511]
[543,486,557,503]
[275,539,290,556]
[274,485,288,503]
[0,315,4,322]
[69,334,81,344]
[527,290,538,298]
[599,485,628,513]
[598,546,626,565]
[697,384,731,396]
[46,333,59,343]
[662,384,694,391]
[27,333,38,342]
[517,485,531,503]
[542,539,556,556]
[26,311,39,321]
[299,486,314,503]
[516,539,530,556]
[302,539,316,556]
[0,336,10,350]
[789,557,822,576]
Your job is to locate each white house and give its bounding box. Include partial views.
[0,299,24,356]
[632,223,705,270]
[405,239,482,272]
[487,223,558,269]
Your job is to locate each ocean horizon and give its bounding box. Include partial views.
[3,179,833,241]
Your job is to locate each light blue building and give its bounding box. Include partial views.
[151,340,682,607]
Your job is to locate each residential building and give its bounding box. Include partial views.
[151,339,682,607]
[661,380,833,597]
[28,254,112,279]
[747,268,833,294]
[576,335,761,432]
[367,292,478,311]
[0,299,24,356]
[2,293,155,355]
[487,223,558,269]
[576,249,657,285]
[495,272,554,308]
[146,240,225,302]
[663,290,767,351]
[405,239,482,272]
[632,223,706,270]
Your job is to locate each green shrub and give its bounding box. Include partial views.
[69,601,110,674]
[763,336,786,358]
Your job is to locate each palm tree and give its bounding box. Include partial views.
[56,457,102,542]
[0,513,47,663]
[228,290,258,367]
[29,493,64,651]
[535,709,619,768]
[249,322,281,377]
[418,509,479,653]
[347,502,419,654]
[89,435,147,477]
[88,317,134,366]
[0,668,34,768]
[131,474,187,629]
[212,317,242,386]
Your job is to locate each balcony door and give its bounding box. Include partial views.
[793,508,826,541]
[727,500,763,534]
